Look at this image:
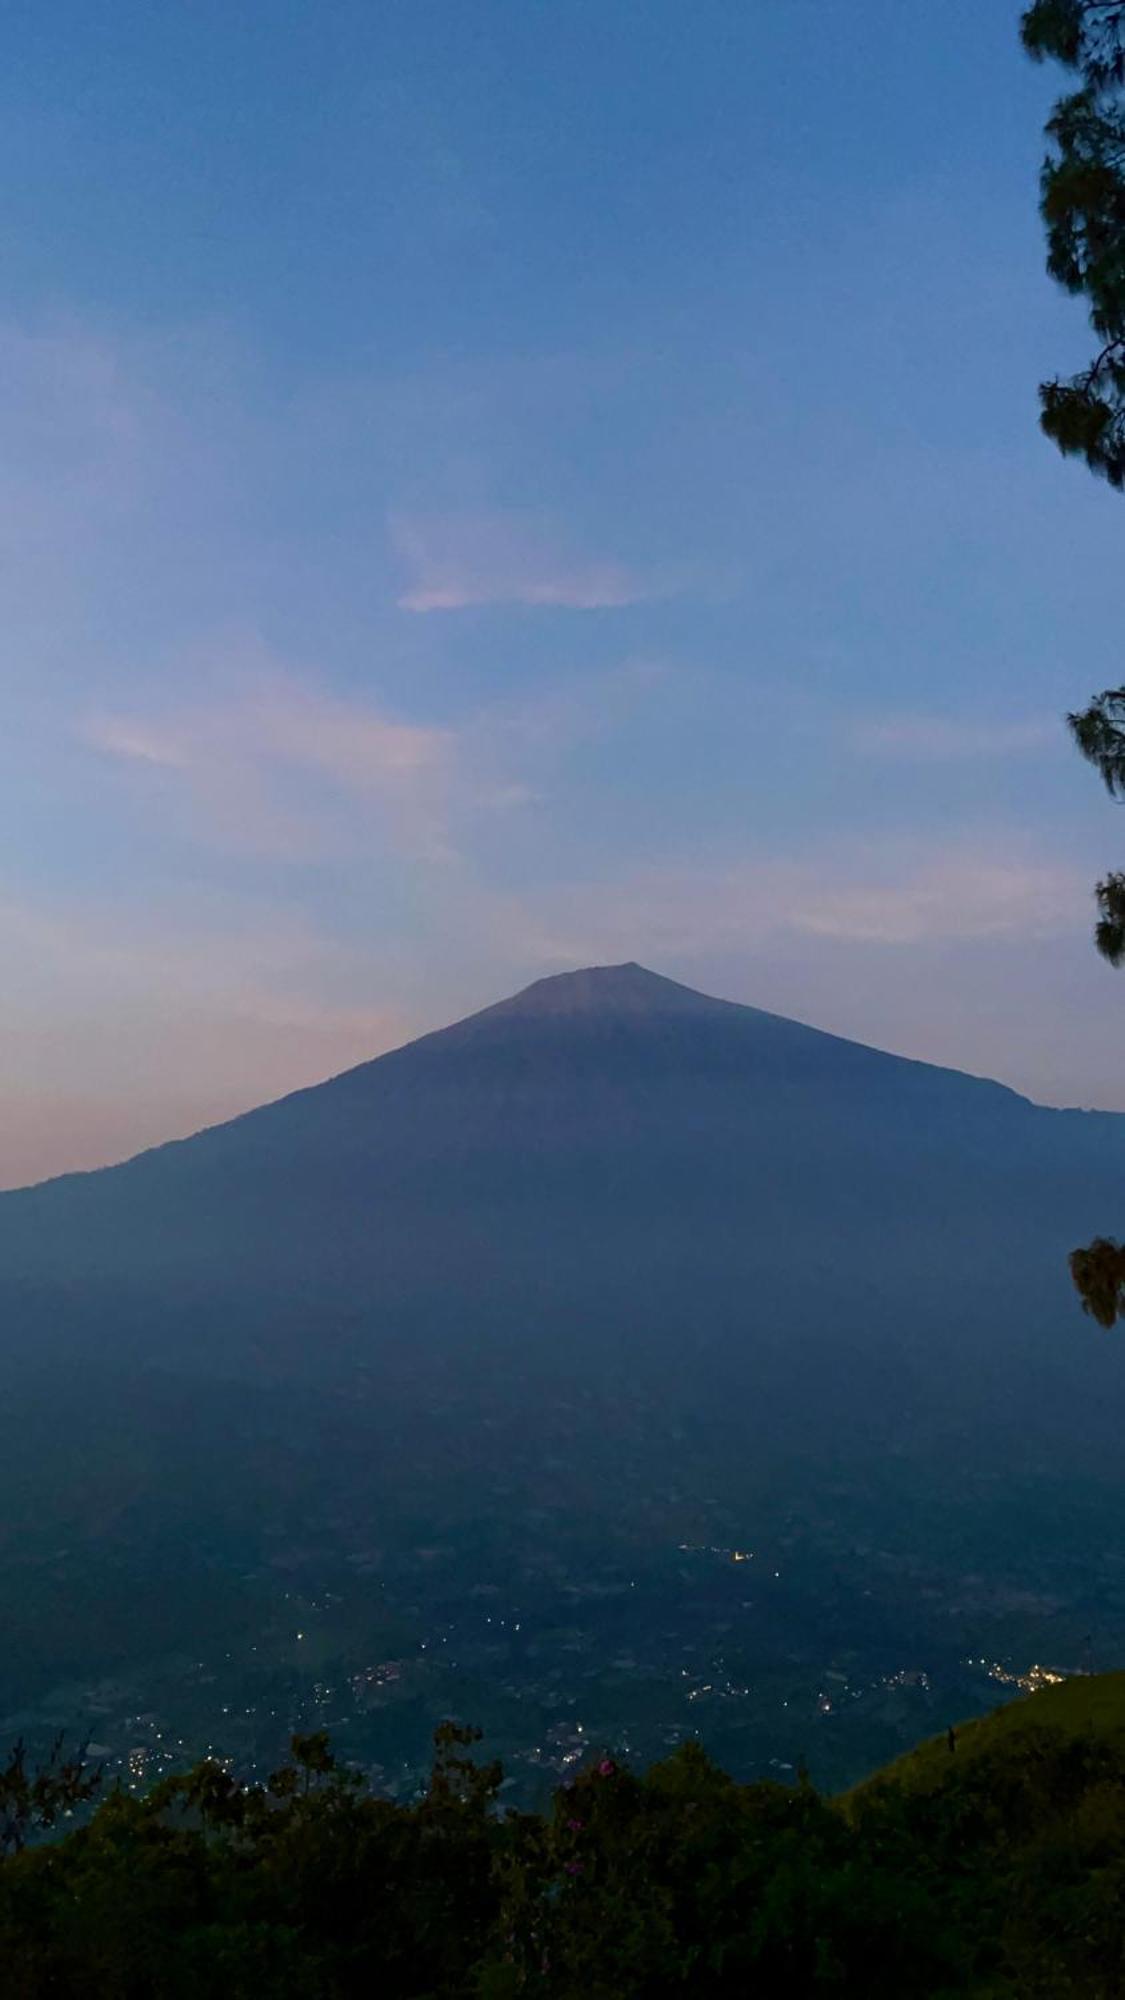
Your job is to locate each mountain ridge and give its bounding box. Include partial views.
[8,961,1045,1199]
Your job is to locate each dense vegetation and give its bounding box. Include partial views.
[4,1678,1125,1996]
[1023,1,1125,489]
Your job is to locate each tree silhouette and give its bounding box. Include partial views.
[1023,6,1125,1322]
[1023,3,1125,487]
[0,1735,100,1858]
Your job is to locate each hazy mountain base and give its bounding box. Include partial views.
[4,1675,1125,1997]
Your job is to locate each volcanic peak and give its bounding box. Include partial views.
[474,962,733,1025]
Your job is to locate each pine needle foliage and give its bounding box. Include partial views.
[1023,3,1125,485]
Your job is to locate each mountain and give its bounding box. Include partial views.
[1,960,1123,1419]
[5,962,1125,1799]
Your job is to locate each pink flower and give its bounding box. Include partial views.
[597,1758,615,1776]
[567,1817,584,1832]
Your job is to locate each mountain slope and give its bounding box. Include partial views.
[1,961,1123,1452]
[846,1669,1125,1803]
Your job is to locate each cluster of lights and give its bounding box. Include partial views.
[984,1660,1067,1693]
[677,1543,756,1563]
[966,1656,1069,1693]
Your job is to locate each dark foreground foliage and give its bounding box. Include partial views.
[4,1710,1125,1997]
[1022,2,1125,488]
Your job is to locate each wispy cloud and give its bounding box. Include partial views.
[83,655,457,861]
[82,649,674,864]
[850,713,1056,758]
[786,850,1077,945]
[390,510,657,612]
[496,837,1085,967]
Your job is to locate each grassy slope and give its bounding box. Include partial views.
[845,1667,1125,1802]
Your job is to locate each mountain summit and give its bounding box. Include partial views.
[470,962,734,1023]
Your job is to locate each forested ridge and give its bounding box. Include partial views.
[4,1676,1125,1997]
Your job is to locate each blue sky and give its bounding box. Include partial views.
[3,0,1124,1182]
